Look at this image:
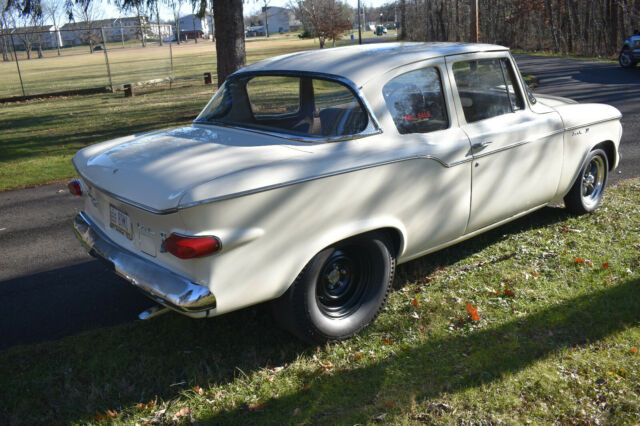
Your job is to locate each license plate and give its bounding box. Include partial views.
[109,204,133,240]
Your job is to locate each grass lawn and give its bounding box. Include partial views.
[1,178,639,424]
[0,37,324,191]
[0,37,322,97]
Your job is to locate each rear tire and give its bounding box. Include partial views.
[564,148,608,215]
[271,232,395,344]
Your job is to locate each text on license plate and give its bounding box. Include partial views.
[109,204,132,239]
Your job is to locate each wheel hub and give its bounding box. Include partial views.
[316,249,370,318]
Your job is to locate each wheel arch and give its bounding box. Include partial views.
[592,140,617,171]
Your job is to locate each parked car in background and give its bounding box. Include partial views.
[619,30,640,68]
[71,42,622,344]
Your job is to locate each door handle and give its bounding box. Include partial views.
[472,140,493,150]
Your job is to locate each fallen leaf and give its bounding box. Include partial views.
[354,353,363,359]
[602,262,610,268]
[107,409,118,418]
[381,337,394,345]
[574,258,585,264]
[193,385,204,395]
[466,303,480,322]
[92,412,108,421]
[585,259,594,267]
[172,406,191,422]
[385,401,394,407]
[248,402,266,412]
[422,277,433,283]
[532,272,538,278]
[266,376,275,382]
[374,413,387,422]
[317,359,334,370]
[632,348,638,354]
[136,396,158,411]
[411,298,419,307]
[411,311,420,319]
[503,289,515,298]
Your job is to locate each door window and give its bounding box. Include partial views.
[452,58,524,123]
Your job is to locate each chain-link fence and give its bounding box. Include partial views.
[0,25,219,100]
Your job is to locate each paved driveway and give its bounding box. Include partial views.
[1,54,638,350]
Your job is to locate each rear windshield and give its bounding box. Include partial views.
[195,74,371,139]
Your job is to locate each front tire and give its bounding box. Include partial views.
[272,232,395,344]
[564,148,608,215]
[619,48,636,68]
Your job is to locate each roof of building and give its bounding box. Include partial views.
[236,42,508,87]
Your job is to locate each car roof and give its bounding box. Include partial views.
[235,42,508,87]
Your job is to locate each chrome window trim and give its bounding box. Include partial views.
[194,70,383,143]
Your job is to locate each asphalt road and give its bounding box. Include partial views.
[1,55,638,350]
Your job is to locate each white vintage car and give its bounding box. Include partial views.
[71,42,622,343]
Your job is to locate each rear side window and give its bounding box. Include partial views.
[452,58,524,123]
[247,76,300,115]
[196,75,370,139]
[382,67,449,135]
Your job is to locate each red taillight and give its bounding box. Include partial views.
[68,179,82,196]
[163,234,221,259]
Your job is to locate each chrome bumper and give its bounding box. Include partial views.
[73,211,216,316]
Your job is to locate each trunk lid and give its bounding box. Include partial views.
[73,125,311,212]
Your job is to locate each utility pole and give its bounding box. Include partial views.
[470,0,478,42]
[357,0,362,44]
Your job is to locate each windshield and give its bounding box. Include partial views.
[195,74,372,139]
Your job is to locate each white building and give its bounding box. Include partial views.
[176,14,214,40]
[263,7,301,34]
[3,25,63,50]
[60,17,171,46]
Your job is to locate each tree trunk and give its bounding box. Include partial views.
[156,2,163,46]
[214,0,246,86]
[399,0,407,40]
[193,16,198,43]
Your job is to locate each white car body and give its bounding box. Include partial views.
[72,42,622,325]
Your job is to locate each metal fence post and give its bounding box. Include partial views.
[10,31,26,97]
[101,27,114,92]
[169,40,174,89]
[120,26,125,48]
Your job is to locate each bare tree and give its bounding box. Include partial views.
[262,0,271,37]
[70,1,103,53]
[165,0,183,43]
[292,0,351,48]
[42,0,64,55]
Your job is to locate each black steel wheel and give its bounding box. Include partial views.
[564,148,609,215]
[271,232,395,344]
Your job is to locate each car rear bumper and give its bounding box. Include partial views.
[73,211,217,316]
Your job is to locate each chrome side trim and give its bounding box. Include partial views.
[471,128,565,159]
[179,154,470,209]
[564,116,622,132]
[73,211,217,314]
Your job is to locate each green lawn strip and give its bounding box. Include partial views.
[1,179,639,424]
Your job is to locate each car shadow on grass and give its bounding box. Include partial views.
[202,277,640,423]
[1,205,581,423]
